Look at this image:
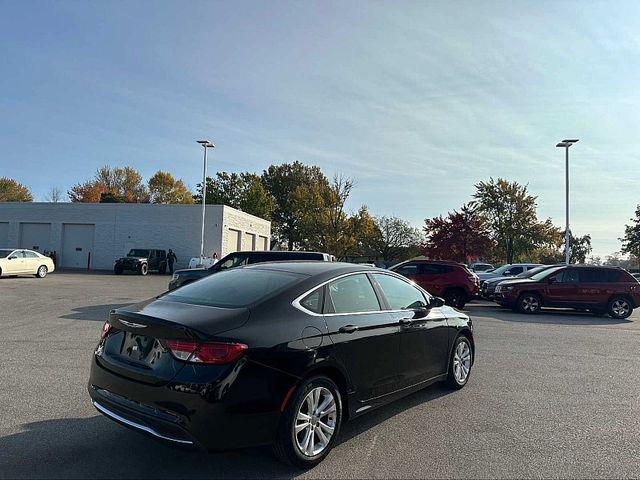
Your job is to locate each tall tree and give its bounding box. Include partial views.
[194,172,275,218]
[148,171,194,204]
[471,178,560,263]
[292,174,356,258]
[421,204,494,263]
[620,205,640,267]
[261,162,328,249]
[562,231,592,264]
[45,187,63,203]
[0,178,33,202]
[370,216,422,262]
[348,205,379,258]
[69,166,149,203]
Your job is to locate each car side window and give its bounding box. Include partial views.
[326,274,380,314]
[420,264,441,274]
[373,274,428,310]
[300,288,323,314]
[509,266,524,275]
[24,251,38,258]
[581,268,621,283]
[219,255,248,269]
[395,264,418,276]
[553,269,579,283]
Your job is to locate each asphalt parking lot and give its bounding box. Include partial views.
[1,272,639,479]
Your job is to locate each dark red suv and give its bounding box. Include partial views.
[390,259,479,308]
[496,265,640,319]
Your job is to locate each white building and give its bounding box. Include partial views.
[0,203,271,271]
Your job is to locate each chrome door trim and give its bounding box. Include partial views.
[291,270,433,317]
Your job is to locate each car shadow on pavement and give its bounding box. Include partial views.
[466,303,633,326]
[0,385,453,479]
[59,304,133,322]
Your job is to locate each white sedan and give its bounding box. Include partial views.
[0,249,55,278]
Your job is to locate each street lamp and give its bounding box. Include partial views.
[197,140,215,260]
[555,139,579,265]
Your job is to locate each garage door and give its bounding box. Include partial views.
[243,232,255,251]
[0,223,8,247]
[20,223,52,252]
[259,236,268,251]
[62,224,95,269]
[227,229,241,253]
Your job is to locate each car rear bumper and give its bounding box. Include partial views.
[90,387,196,446]
[88,353,291,451]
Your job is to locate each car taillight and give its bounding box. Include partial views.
[165,340,248,365]
[101,322,112,340]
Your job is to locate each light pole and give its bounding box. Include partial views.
[197,140,215,260]
[555,139,579,264]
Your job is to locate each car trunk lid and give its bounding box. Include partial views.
[97,299,250,385]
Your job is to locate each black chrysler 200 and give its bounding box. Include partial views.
[88,262,474,467]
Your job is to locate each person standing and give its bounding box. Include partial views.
[167,249,177,274]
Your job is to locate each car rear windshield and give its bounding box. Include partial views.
[163,268,304,308]
[128,249,149,257]
[0,249,14,258]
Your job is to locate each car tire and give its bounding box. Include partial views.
[273,375,342,468]
[607,296,633,319]
[443,289,467,309]
[139,264,148,276]
[35,265,48,278]
[517,293,541,314]
[114,266,123,275]
[446,335,473,389]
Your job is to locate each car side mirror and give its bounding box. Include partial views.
[413,306,429,319]
[503,270,512,276]
[429,297,445,309]
[548,277,556,284]
[8,256,16,260]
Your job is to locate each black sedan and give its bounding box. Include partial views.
[88,262,474,467]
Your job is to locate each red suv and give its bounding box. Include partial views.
[496,265,640,319]
[390,259,479,308]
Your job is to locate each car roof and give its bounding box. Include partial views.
[232,250,328,256]
[397,258,466,266]
[243,261,374,276]
[562,264,624,270]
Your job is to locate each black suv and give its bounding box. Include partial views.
[168,250,334,290]
[114,249,167,275]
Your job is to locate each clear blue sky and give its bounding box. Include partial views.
[1,0,639,257]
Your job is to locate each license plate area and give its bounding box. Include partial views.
[120,333,165,366]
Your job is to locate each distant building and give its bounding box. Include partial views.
[0,202,271,271]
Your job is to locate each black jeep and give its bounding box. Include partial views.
[114,249,167,275]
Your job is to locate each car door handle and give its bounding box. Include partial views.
[338,325,359,334]
[398,317,413,326]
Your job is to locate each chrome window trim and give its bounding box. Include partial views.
[93,401,193,445]
[291,270,432,317]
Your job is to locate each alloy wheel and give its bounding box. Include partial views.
[521,295,539,313]
[611,299,630,318]
[453,341,471,384]
[294,387,337,457]
[38,266,47,278]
